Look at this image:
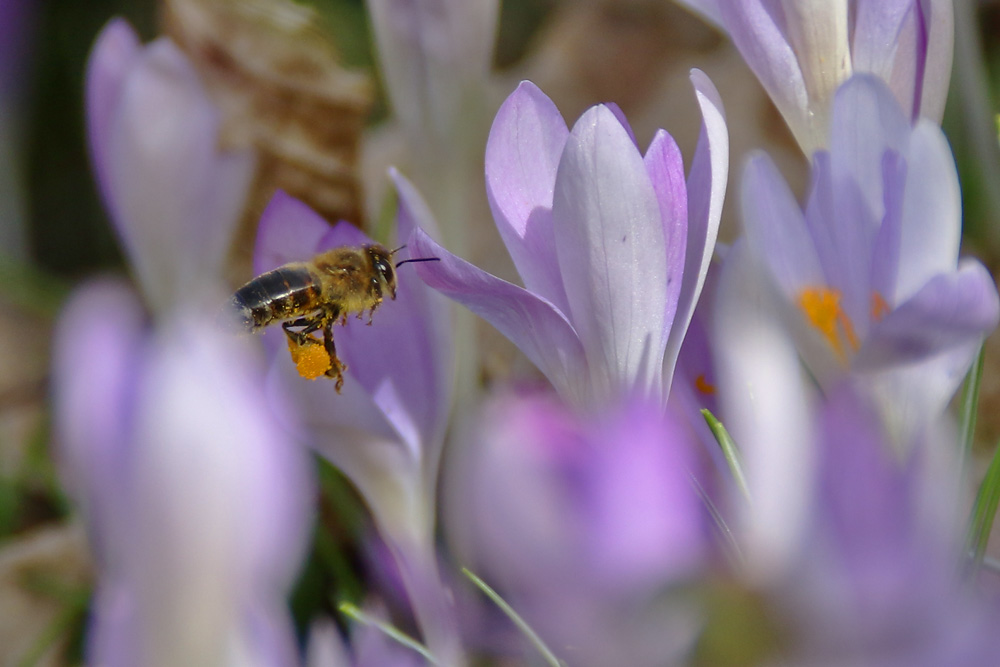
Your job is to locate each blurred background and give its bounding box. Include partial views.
[4,0,1000,663]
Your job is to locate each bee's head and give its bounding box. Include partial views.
[366,244,398,300]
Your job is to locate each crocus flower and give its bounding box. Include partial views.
[450,390,709,666]
[677,0,954,153]
[52,281,314,667]
[250,187,460,664]
[86,18,255,313]
[409,73,728,407]
[741,74,999,443]
[363,0,498,262]
[366,0,498,147]
[755,387,1000,665]
[711,256,1000,662]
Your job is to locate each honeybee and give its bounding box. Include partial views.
[232,244,437,391]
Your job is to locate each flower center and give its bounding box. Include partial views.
[797,287,859,363]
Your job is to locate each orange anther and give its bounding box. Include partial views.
[695,374,716,395]
[798,287,860,364]
[871,292,891,322]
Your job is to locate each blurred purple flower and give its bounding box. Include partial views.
[52,281,313,667]
[307,612,427,667]
[741,74,999,441]
[366,0,497,145]
[410,74,728,407]
[710,262,1000,662]
[677,0,954,153]
[85,19,255,312]
[251,188,460,664]
[761,387,1000,665]
[451,390,709,666]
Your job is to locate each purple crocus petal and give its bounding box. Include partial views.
[253,190,334,274]
[409,226,589,404]
[803,150,871,328]
[894,120,962,304]
[52,280,145,563]
[88,582,138,667]
[553,104,668,400]
[605,102,639,149]
[306,619,351,667]
[125,318,312,665]
[718,1,812,149]
[581,402,705,587]
[484,81,570,313]
[851,0,916,85]
[916,0,954,123]
[828,74,910,224]
[855,260,1000,369]
[869,151,907,311]
[742,152,825,297]
[644,129,687,354]
[101,37,255,311]
[85,18,140,203]
[663,69,728,393]
[859,339,979,449]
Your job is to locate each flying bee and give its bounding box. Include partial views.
[231,244,438,391]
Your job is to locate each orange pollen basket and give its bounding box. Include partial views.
[797,287,860,363]
[287,335,332,380]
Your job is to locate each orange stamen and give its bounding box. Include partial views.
[797,287,860,364]
[287,335,332,380]
[695,374,716,395]
[871,291,891,322]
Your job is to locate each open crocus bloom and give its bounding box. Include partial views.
[676,0,953,154]
[741,74,999,442]
[409,74,728,408]
[250,190,461,665]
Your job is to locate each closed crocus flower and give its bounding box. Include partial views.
[741,74,999,443]
[677,0,954,153]
[85,18,255,313]
[451,391,710,667]
[250,189,461,665]
[53,282,314,667]
[409,74,728,408]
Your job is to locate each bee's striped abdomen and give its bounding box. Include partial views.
[232,265,321,330]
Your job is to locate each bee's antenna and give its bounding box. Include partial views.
[395,257,441,269]
[389,244,407,256]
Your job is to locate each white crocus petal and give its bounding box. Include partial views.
[553,105,668,401]
[713,243,816,583]
[780,0,852,130]
[895,120,962,304]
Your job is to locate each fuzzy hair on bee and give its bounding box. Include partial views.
[231,243,438,390]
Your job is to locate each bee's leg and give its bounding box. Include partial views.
[281,316,322,346]
[366,281,382,325]
[321,316,346,393]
